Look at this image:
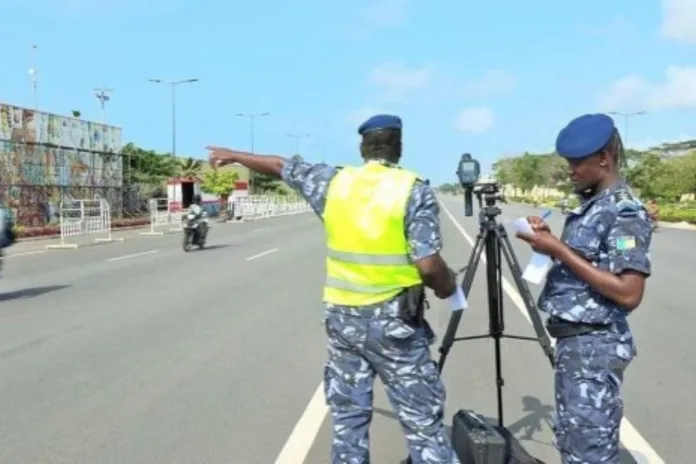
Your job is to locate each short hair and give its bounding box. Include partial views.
[360,128,402,163]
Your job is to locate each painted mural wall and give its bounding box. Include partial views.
[0,103,123,226]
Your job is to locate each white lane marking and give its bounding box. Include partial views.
[274,384,327,464]
[5,250,47,258]
[438,201,665,464]
[246,248,278,261]
[105,249,159,262]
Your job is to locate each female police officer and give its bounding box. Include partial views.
[515,114,653,464]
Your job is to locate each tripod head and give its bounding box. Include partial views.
[474,182,506,225]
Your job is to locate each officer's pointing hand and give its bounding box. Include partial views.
[515,230,564,258]
[206,146,233,170]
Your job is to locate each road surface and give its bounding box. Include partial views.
[0,199,690,463]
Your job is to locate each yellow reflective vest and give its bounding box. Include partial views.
[323,161,423,306]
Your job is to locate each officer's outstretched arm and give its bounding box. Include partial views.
[206,146,285,178]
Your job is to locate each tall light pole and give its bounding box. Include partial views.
[286,133,310,155]
[236,112,269,154]
[148,78,199,157]
[28,44,38,110]
[608,111,647,149]
[94,88,114,124]
[236,112,270,194]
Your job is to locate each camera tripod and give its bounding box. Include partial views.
[403,192,555,464]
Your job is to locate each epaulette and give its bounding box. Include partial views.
[612,189,640,217]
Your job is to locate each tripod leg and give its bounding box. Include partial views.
[494,226,556,367]
[402,230,487,464]
[436,228,487,373]
[485,229,507,427]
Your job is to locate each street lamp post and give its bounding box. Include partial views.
[286,133,310,156]
[148,78,199,157]
[608,111,647,149]
[236,112,270,194]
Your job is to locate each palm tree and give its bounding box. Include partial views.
[179,157,203,178]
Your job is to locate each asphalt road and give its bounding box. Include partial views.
[0,200,690,463]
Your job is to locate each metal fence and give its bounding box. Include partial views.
[45,199,123,249]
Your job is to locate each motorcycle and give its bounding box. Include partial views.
[182,212,207,252]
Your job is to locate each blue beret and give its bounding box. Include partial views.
[358,114,402,135]
[555,113,616,159]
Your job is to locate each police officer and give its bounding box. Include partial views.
[515,113,653,463]
[206,114,461,463]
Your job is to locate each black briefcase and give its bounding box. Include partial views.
[451,409,544,464]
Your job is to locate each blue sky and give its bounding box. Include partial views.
[2,0,695,184]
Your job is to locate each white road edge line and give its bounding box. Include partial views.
[274,384,328,464]
[274,201,665,464]
[438,201,664,464]
[6,250,47,258]
[105,249,159,262]
[246,248,278,261]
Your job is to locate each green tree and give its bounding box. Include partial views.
[201,170,240,209]
[179,157,203,178]
[121,143,178,186]
[252,173,284,194]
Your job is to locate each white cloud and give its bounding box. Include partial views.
[597,66,696,112]
[363,0,412,28]
[455,107,495,133]
[370,61,432,101]
[661,0,696,44]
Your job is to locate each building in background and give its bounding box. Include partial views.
[0,102,123,226]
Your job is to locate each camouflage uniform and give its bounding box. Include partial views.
[538,182,652,463]
[282,156,458,464]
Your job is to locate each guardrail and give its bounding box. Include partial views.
[45,199,123,250]
[140,198,185,236]
[230,195,311,221]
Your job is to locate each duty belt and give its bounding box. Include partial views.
[545,317,611,339]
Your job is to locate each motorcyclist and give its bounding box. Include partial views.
[188,194,208,239]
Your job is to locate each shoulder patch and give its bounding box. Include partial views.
[612,189,640,217]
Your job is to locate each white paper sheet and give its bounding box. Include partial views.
[447,286,468,312]
[511,217,554,285]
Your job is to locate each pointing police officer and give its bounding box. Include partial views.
[516,114,653,463]
[206,114,461,463]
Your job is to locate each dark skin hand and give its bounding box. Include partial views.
[206,146,286,178]
[415,254,457,299]
[516,216,646,311]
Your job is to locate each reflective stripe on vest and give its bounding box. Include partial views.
[322,161,423,306]
[325,276,405,294]
[325,248,413,266]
